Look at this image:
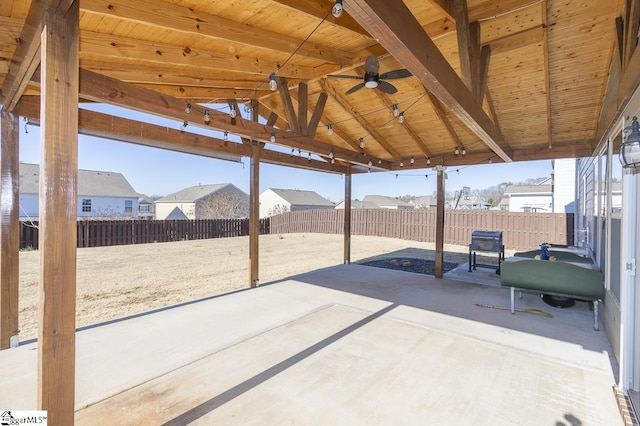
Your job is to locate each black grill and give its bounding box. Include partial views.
[468,230,505,273]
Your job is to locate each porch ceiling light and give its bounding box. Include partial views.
[620,116,640,169]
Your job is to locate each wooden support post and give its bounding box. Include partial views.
[38,3,79,424]
[0,111,20,350]
[248,99,260,288]
[435,166,446,278]
[343,167,352,264]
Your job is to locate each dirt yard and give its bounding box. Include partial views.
[17,233,503,341]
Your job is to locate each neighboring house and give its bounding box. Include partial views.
[137,195,155,220]
[260,188,334,218]
[19,163,140,219]
[334,199,380,209]
[361,195,413,209]
[413,195,437,209]
[447,195,491,210]
[155,183,249,220]
[501,181,553,212]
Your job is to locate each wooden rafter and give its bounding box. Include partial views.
[270,0,369,37]
[320,78,400,158]
[426,91,464,150]
[0,2,45,111]
[542,1,553,149]
[82,0,353,66]
[347,0,512,162]
[80,30,313,80]
[276,77,299,132]
[372,90,431,157]
[17,96,348,174]
[30,68,391,168]
[623,0,640,69]
[307,92,328,136]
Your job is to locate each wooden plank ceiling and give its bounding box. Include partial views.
[0,0,626,173]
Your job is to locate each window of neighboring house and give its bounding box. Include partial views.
[139,204,150,212]
[82,199,92,213]
[125,200,133,213]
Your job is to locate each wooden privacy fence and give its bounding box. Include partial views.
[269,209,574,251]
[19,218,271,249]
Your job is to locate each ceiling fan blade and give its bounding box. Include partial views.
[327,75,363,80]
[364,56,379,75]
[377,81,398,94]
[346,83,365,94]
[380,69,412,80]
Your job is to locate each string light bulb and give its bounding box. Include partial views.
[269,73,277,91]
[308,152,312,161]
[400,160,404,167]
[270,132,276,143]
[290,148,295,156]
[180,121,188,131]
[229,104,237,119]
[427,157,431,165]
[331,158,336,164]
[410,156,414,165]
[327,123,333,136]
[454,146,460,155]
[398,112,405,124]
[185,103,191,114]
[329,148,334,159]
[204,109,210,123]
[332,0,343,18]
[368,160,372,167]
[359,137,365,149]
[392,103,399,117]
[461,146,467,155]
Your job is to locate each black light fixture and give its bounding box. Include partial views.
[620,116,640,169]
[332,0,343,18]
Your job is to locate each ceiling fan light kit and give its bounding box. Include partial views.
[328,56,412,94]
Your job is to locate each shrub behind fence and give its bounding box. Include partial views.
[20,218,271,250]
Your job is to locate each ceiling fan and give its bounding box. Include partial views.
[327,56,412,94]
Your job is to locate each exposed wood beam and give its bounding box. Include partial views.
[277,77,299,132]
[623,0,640,69]
[248,98,260,288]
[452,0,474,91]
[81,0,353,65]
[320,78,400,158]
[347,0,512,162]
[596,29,640,143]
[429,0,454,21]
[79,30,314,80]
[17,96,348,174]
[373,90,432,157]
[426,91,464,150]
[37,2,79,424]
[343,167,352,264]
[306,92,328,136]
[298,82,308,135]
[31,68,391,168]
[542,1,553,148]
[270,0,370,37]
[0,111,19,350]
[477,45,491,103]
[435,167,445,278]
[80,59,270,87]
[133,84,270,101]
[483,26,545,54]
[616,16,625,68]
[0,1,45,111]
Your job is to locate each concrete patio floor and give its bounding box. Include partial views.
[0,264,622,425]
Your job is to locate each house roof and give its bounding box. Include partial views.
[414,195,437,207]
[334,200,380,209]
[19,163,138,198]
[165,206,189,220]
[503,184,553,195]
[3,1,628,174]
[265,189,334,207]
[363,195,412,208]
[156,183,246,203]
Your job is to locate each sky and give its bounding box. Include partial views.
[17,103,554,203]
